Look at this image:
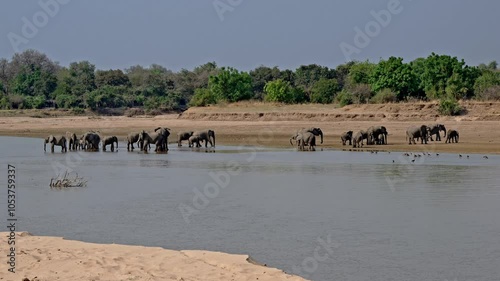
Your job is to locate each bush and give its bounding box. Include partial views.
[371,88,397,103]
[124,108,144,117]
[350,84,372,104]
[310,78,339,104]
[439,97,462,116]
[189,88,217,107]
[475,85,500,101]
[71,108,85,115]
[335,90,353,107]
[8,95,24,109]
[264,79,300,104]
[0,96,10,109]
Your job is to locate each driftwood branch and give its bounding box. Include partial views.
[50,171,88,189]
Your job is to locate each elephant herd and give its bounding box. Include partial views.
[289,123,459,151]
[44,128,216,153]
[43,123,459,153]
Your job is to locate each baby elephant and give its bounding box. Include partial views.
[340,131,353,146]
[445,130,459,143]
[188,135,202,148]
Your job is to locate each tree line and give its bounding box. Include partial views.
[0,49,498,115]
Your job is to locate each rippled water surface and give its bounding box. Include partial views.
[1,136,499,281]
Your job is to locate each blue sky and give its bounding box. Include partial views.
[1,0,499,71]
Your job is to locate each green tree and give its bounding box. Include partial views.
[417,53,478,99]
[189,88,217,107]
[209,67,252,102]
[347,61,375,86]
[249,66,281,98]
[96,69,130,87]
[370,57,419,100]
[310,78,340,104]
[294,64,336,94]
[474,70,500,100]
[263,79,306,104]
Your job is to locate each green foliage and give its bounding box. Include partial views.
[249,66,281,97]
[189,88,217,107]
[23,95,46,109]
[310,78,340,104]
[474,70,500,100]
[84,86,125,110]
[209,67,252,102]
[0,50,499,112]
[347,61,376,85]
[0,95,10,109]
[439,97,462,116]
[335,90,353,107]
[55,94,79,108]
[371,89,398,103]
[294,64,336,92]
[96,69,130,87]
[264,79,299,104]
[370,57,419,100]
[416,53,479,100]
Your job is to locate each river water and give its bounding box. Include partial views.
[1,136,499,281]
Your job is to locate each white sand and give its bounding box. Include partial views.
[0,232,308,281]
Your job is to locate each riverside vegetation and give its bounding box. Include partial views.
[0,50,499,116]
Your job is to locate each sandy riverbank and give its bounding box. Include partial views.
[0,102,499,154]
[0,232,307,281]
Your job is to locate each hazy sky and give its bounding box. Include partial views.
[1,0,499,71]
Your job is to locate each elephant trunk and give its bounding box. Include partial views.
[211,134,215,147]
[443,128,446,138]
[319,131,323,144]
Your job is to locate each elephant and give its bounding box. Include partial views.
[297,132,316,151]
[192,130,216,148]
[44,135,67,153]
[102,136,118,152]
[445,130,459,143]
[66,132,78,151]
[298,127,323,144]
[406,125,429,145]
[340,131,353,146]
[188,135,202,148]
[366,126,388,145]
[427,124,447,141]
[140,127,171,152]
[177,131,194,147]
[352,130,368,148]
[127,132,142,151]
[83,131,101,151]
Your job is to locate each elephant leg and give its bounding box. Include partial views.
[51,144,55,153]
[111,143,114,152]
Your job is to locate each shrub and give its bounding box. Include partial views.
[475,85,500,101]
[264,79,298,104]
[310,78,340,104]
[371,88,397,103]
[71,108,85,115]
[439,97,462,116]
[189,88,218,107]
[0,96,10,109]
[350,84,372,104]
[124,108,145,117]
[8,95,24,109]
[335,90,353,107]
